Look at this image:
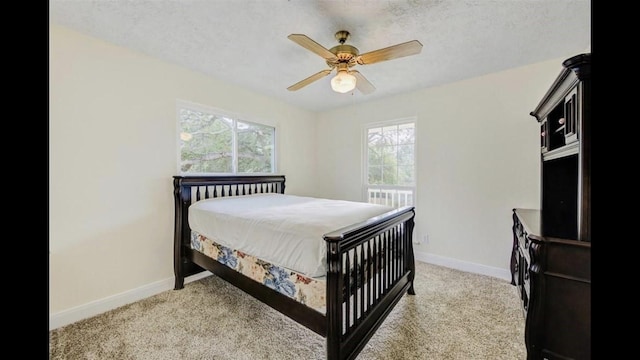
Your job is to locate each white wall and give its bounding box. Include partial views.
[316,57,570,275]
[49,24,318,322]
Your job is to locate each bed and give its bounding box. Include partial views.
[173,175,416,360]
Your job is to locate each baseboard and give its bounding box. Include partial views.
[49,271,212,331]
[414,251,512,282]
[50,254,511,331]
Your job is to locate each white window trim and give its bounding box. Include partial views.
[176,99,278,175]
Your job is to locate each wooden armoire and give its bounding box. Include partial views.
[510,53,591,360]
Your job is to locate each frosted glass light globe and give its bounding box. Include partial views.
[331,71,356,93]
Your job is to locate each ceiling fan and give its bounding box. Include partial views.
[287,30,423,94]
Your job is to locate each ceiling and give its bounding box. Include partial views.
[49,0,591,113]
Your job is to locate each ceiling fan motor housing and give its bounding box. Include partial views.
[327,44,359,67]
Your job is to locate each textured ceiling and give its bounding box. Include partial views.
[49,0,591,112]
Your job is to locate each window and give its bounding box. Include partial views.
[177,101,275,174]
[364,119,415,208]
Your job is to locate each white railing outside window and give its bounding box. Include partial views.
[366,186,414,208]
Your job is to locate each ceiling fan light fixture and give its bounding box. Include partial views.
[331,70,356,93]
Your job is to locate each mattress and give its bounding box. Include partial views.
[188,193,394,277]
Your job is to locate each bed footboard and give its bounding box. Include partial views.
[324,206,416,360]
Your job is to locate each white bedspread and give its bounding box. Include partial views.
[188,193,394,277]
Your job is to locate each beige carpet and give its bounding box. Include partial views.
[49,261,526,359]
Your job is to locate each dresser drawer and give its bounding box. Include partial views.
[521,258,530,307]
[517,249,530,312]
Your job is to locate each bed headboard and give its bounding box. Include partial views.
[173,175,286,280]
[173,175,286,203]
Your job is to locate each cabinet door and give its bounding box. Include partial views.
[540,119,548,153]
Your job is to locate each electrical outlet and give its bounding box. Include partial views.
[414,234,428,245]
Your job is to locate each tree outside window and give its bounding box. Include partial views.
[178,104,275,174]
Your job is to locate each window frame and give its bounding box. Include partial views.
[176,99,277,175]
[362,117,417,209]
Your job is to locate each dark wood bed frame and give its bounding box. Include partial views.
[173,175,416,360]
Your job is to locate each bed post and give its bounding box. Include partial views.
[173,176,206,289]
[325,240,343,360]
[173,176,188,290]
[407,211,416,295]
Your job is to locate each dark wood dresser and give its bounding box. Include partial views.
[511,53,591,360]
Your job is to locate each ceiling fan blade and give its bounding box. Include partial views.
[287,69,333,91]
[288,34,337,61]
[356,40,423,65]
[351,70,376,94]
